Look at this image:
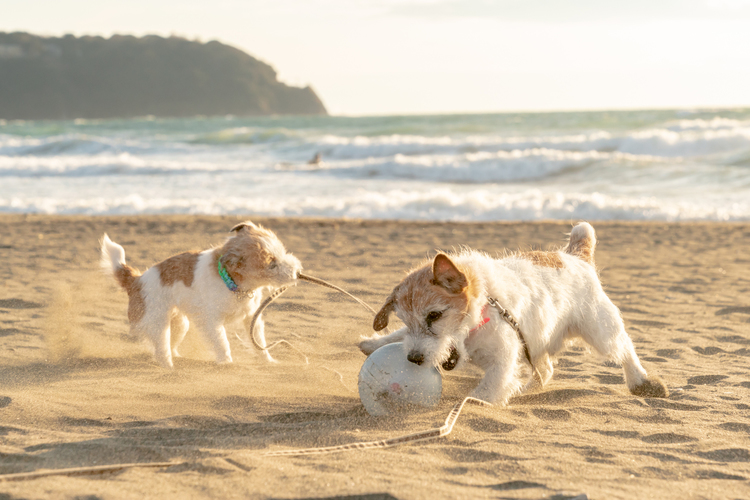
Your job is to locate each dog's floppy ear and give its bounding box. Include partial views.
[373,293,396,331]
[432,253,467,294]
[230,221,257,233]
[219,235,260,281]
[220,250,245,277]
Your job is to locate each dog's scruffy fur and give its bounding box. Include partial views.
[359,222,668,404]
[100,221,302,368]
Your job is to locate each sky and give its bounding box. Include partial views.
[3,0,750,115]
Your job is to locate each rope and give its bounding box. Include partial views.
[241,273,381,360]
[298,273,378,316]
[4,400,491,477]
[262,396,491,457]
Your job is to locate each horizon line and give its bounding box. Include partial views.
[1,105,749,125]
[330,104,750,118]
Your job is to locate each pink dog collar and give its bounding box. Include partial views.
[469,304,491,334]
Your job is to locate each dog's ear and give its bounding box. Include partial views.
[230,221,257,233]
[432,253,467,294]
[373,293,395,331]
[219,234,257,281]
[221,250,245,277]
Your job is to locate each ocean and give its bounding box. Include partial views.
[1,108,749,221]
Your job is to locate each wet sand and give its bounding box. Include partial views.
[1,215,749,499]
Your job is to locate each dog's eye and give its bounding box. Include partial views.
[268,259,278,269]
[425,310,443,325]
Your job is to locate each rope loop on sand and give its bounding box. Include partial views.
[234,284,313,363]
[0,400,492,480]
[262,397,492,457]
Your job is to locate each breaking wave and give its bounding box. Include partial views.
[2,109,750,221]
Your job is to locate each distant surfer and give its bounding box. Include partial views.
[308,152,322,165]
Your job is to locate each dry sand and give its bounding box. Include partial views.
[1,215,749,499]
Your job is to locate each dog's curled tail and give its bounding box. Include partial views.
[100,234,141,292]
[565,222,596,265]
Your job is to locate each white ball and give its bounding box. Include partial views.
[358,342,442,416]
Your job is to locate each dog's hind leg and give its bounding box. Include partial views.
[194,318,232,364]
[143,314,174,369]
[581,299,668,398]
[620,336,669,398]
[170,313,189,358]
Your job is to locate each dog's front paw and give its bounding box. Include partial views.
[216,353,233,365]
[469,388,500,405]
[358,335,383,356]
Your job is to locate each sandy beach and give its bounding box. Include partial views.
[1,214,749,499]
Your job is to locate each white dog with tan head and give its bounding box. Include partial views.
[359,222,668,404]
[100,221,302,368]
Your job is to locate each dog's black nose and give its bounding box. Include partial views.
[407,351,424,365]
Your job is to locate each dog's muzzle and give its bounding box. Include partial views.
[407,350,425,366]
[441,346,459,371]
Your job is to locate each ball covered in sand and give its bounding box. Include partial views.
[358,342,442,416]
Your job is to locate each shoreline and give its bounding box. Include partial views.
[6,212,750,226]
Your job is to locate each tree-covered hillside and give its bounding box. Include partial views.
[0,32,327,120]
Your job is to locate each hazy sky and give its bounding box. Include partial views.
[4,0,750,115]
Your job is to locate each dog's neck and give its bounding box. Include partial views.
[217,255,253,297]
[464,269,489,330]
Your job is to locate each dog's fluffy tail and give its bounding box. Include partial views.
[100,234,141,292]
[564,222,596,265]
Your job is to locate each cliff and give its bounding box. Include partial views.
[0,32,327,120]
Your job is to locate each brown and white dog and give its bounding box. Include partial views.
[359,222,668,404]
[100,221,301,368]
